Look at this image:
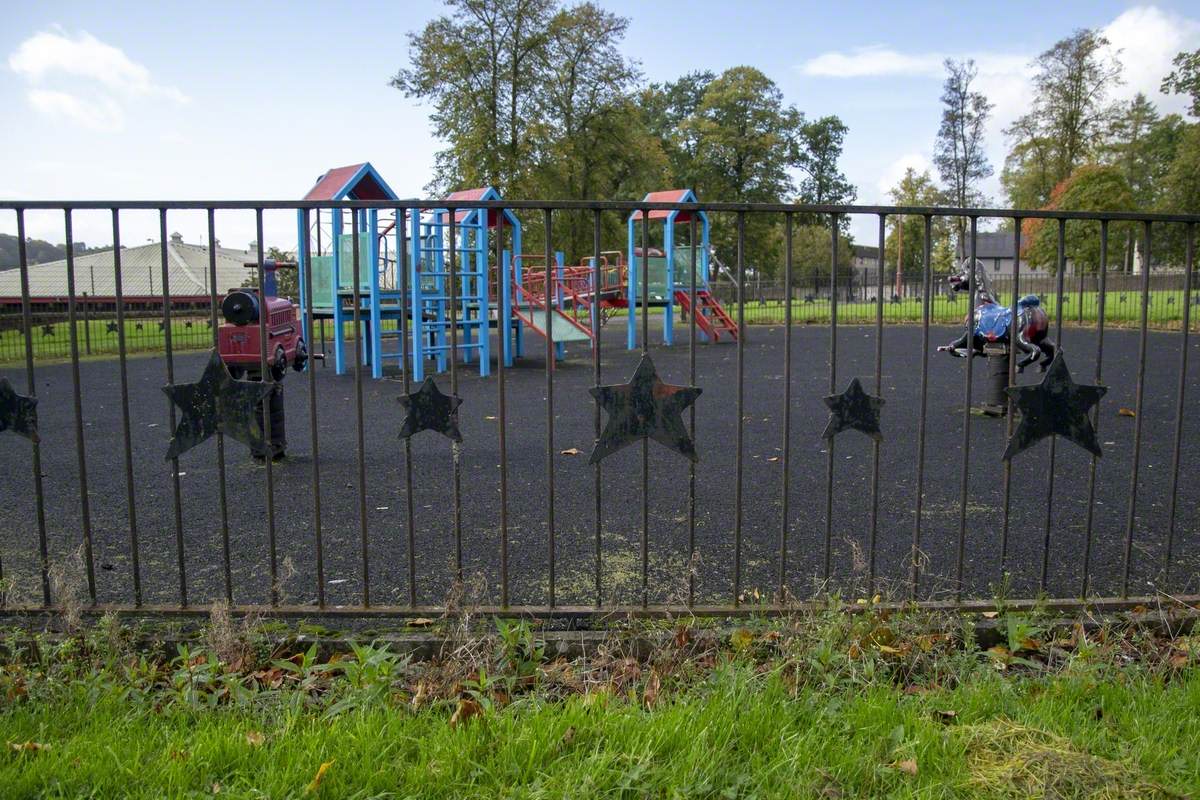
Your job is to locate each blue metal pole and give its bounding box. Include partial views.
[664,215,675,347]
[332,208,345,374]
[369,208,382,379]
[627,213,636,350]
[501,249,513,368]
[409,209,424,382]
[555,250,566,361]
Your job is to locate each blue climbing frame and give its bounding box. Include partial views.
[626,189,710,350]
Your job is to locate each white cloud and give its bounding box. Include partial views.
[27,89,123,132]
[876,153,932,196]
[800,46,944,78]
[8,27,188,131]
[1101,6,1200,115]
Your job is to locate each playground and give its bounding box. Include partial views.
[1,318,1197,610]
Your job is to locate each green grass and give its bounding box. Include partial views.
[2,607,1198,800]
[3,663,1198,798]
[2,287,1195,366]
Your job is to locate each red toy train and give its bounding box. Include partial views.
[217,260,310,380]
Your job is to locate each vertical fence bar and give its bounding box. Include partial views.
[159,209,187,607]
[545,208,557,608]
[733,211,745,604]
[300,208,326,608]
[592,210,603,607]
[63,210,96,603]
[207,210,233,603]
[955,217,978,602]
[111,209,141,606]
[1123,221,1153,598]
[496,211,511,608]
[640,209,650,608]
[1040,219,1067,593]
[1000,220,1021,574]
[688,213,698,607]
[823,214,839,583]
[15,211,50,606]
[254,210,279,607]
[1081,220,1108,597]
[779,213,793,602]
[448,208,463,584]
[868,213,885,594]
[398,208,417,607]
[910,215,933,597]
[1164,223,1194,588]
[349,217,369,605]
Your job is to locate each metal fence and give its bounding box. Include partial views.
[0,200,1197,618]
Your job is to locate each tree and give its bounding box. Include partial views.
[790,224,853,295]
[392,0,554,192]
[685,66,804,276]
[1156,123,1200,263]
[1003,29,1124,207]
[934,59,993,245]
[884,168,945,295]
[1023,164,1134,273]
[1162,48,1200,118]
[640,71,715,190]
[794,115,856,215]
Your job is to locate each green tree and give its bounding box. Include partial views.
[1023,164,1134,273]
[1156,123,1200,263]
[1104,94,1186,209]
[794,115,856,214]
[789,223,853,295]
[884,168,945,294]
[685,66,804,276]
[392,0,554,192]
[934,58,993,245]
[640,71,715,190]
[1162,48,1200,118]
[1003,29,1124,207]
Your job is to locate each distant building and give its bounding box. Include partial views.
[0,233,258,313]
[955,231,1055,277]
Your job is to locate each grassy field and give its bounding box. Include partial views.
[1,287,1195,366]
[2,608,1198,798]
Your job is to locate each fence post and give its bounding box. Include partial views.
[82,291,91,355]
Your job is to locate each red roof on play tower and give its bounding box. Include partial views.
[630,189,700,221]
[302,163,398,202]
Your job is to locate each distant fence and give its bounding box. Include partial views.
[710,271,1199,330]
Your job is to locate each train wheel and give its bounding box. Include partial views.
[292,338,308,372]
[270,346,287,381]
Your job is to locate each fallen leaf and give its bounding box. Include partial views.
[767,456,780,462]
[934,709,957,723]
[411,681,428,708]
[1118,407,1136,417]
[245,731,265,747]
[8,741,50,753]
[485,415,497,420]
[892,759,918,776]
[981,611,999,619]
[305,760,334,793]
[1169,652,1189,669]
[673,625,691,648]
[559,447,582,456]
[450,698,483,728]
[409,618,435,627]
[212,782,221,795]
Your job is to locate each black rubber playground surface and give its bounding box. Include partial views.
[2,321,1198,608]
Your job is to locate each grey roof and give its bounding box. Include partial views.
[851,244,880,259]
[0,236,258,299]
[956,231,1014,260]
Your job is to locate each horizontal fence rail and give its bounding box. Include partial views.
[0,199,1198,619]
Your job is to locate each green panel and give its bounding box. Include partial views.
[337,235,373,293]
[310,255,334,309]
[632,249,701,301]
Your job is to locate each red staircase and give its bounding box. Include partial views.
[674,289,739,342]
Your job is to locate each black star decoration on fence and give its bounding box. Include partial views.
[0,377,39,443]
[106,322,119,334]
[589,354,701,464]
[822,377,884,442]
[398,376,463,442]
[162,350,271,460]
[1002,350,1106,461]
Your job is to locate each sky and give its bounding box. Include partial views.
[1,0,1198,250]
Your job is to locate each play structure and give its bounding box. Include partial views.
[936,258,1056,415]
[296,165,738,380]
